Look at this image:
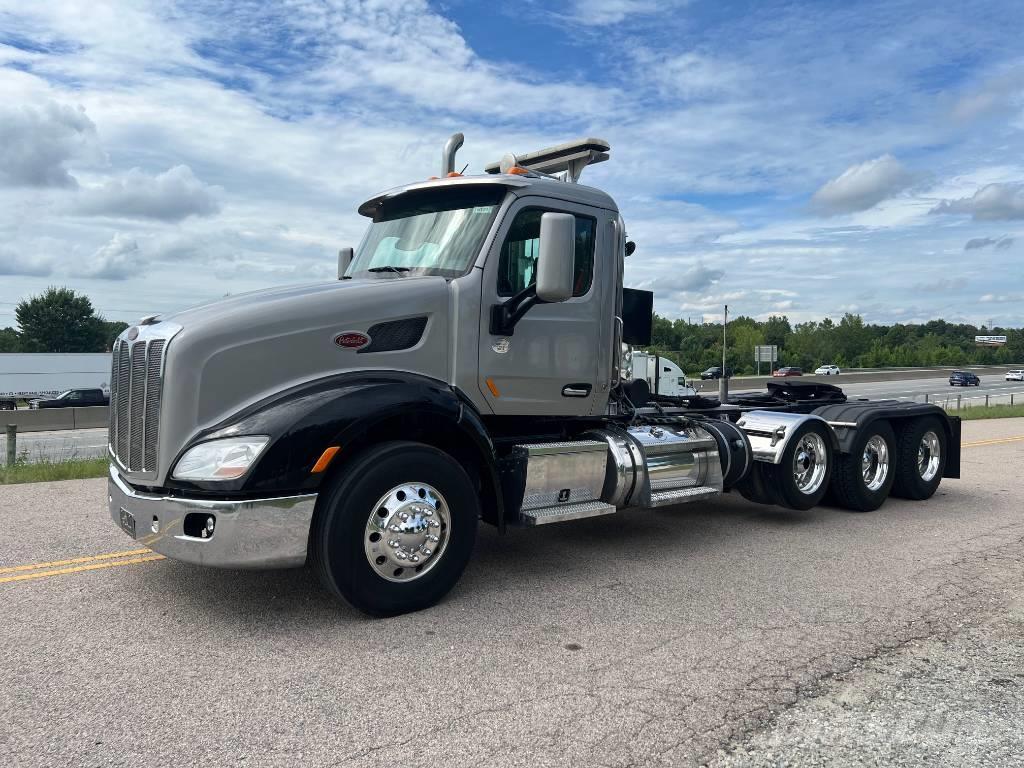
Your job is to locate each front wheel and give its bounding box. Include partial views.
[311,441,479,616]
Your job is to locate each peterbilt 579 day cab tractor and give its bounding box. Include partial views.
[108,135,961,616]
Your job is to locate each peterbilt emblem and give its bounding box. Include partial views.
[492,338,511,354]
[127,327,139,341]
[334,331,371,350]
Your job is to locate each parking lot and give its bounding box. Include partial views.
[2,419,1023,767]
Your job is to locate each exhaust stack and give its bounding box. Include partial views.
[442,132,465,176]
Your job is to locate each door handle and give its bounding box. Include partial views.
[562,384,592,398]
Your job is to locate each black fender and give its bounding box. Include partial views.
[164,371,504,522]
[812,400,960,479]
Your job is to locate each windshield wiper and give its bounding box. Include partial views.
[367,266,411,274]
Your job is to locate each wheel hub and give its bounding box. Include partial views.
[793,433,827,495]
[365,483,449,582]
[917,431,941,482]
[861,434,889,492]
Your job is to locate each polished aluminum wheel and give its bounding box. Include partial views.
[861,434,889,492]
[917,431,941,482]
[793,432,828,495]
[364,483,450,583]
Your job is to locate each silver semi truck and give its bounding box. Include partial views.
[108,136,961,616]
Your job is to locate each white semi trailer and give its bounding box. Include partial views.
[0,353,112,408]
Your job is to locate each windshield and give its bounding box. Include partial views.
[347,187,504,279]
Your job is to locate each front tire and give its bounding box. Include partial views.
[891,417,946,501]
[830,421,896,512]
[311,441,479,616]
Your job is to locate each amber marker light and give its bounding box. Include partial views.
[485,378,500,397]
[311,446,341,473]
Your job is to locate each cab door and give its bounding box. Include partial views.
[477,196,608,416]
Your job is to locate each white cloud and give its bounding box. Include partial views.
[78,233,143,280]
[931,183,1024,221]
[568,0,690,25]
[0,101,101,188]
[811,155,918,215]
[633,261,724,294]
[0,248,53,276]
[74,165,222,221]
[951,67,1024,122]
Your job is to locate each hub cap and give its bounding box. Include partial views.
[918,431,941,482]
[793,432,828,495]
[364,483,450,583]
[861,435,889,492]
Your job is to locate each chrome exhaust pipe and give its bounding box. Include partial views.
[442,132,464,175]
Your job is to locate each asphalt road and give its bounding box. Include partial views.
[2,420,1023,767]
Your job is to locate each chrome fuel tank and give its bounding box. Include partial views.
[586,422,724,509]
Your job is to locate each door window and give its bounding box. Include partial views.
[497,208,596,297]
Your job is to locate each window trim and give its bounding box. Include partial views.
[494,205,598,299]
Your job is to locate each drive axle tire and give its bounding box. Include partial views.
[740,421,833,510]
[830,421,896,512]
[311,441,479,617]
[891,417,946,501]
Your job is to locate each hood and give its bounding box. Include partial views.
[147,276,451,484]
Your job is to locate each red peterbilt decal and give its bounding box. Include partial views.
[334,331,371,350]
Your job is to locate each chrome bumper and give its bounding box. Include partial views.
[107,465,317,569]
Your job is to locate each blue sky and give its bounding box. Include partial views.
[0,0,1022,327]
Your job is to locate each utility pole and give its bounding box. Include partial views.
[719,304,729,404]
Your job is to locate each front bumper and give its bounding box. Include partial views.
[107,465,317,569]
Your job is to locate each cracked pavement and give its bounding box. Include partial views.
[1,419,1022,767]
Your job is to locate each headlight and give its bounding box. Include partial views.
[172,436,270,481]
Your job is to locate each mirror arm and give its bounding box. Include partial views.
[489,284,541,336]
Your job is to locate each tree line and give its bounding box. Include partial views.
[651,312,1023,375]
[0,288,128,353]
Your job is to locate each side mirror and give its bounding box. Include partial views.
[535,212,575,303]
[338,247,354,279]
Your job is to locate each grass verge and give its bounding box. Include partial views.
[0,458,108,485]
[953,404,1024,420]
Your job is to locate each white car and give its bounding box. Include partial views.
[1006,369,1024,381]
[815,365,841,375]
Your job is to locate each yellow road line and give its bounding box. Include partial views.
[0,554,165,584]
[0,548,153,575]
[962,435,1024,448]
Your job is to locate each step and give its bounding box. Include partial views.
[519,500,617,526]
[647,485,721,508]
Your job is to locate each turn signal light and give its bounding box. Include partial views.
[311,445,341,473]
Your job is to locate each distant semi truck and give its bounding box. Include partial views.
[629,351,696,397]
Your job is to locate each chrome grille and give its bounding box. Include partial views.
[115,342,131,460]
[110,329,175,476]
[143,340,164,470]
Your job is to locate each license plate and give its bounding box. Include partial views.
[119,507,136,538]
